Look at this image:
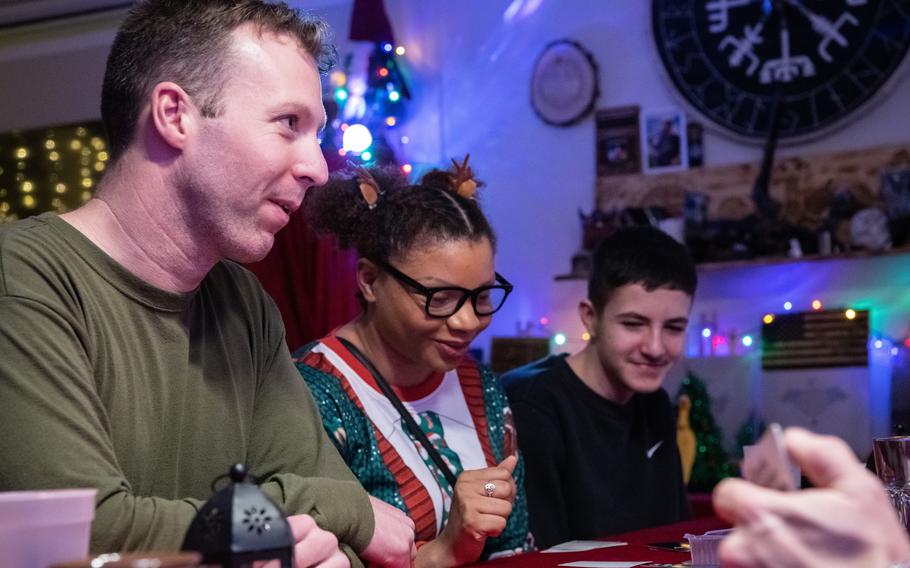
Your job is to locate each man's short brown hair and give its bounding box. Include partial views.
[101,0,336,161]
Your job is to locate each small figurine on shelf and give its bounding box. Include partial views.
[579,208,617,251]
[568,250,592,279]
[850,207,892,252]
[569,208,617,279]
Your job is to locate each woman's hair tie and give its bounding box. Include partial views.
[354,165,382,209]
[450,154,479,199]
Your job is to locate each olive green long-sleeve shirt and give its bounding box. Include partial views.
[0,213,373,561]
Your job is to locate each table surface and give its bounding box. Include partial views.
[470,517,729,567]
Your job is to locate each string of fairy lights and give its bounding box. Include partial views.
[545,296,910,360]
[322,41,412,174]
[1,37,412,224]
[0,123,108,223]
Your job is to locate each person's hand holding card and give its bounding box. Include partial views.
[712,427,910,568]
[741,423,799,491]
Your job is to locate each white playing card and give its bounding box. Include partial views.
[543,540,627,553]
[742,423,799,491]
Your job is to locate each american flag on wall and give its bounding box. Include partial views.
[761,309,869,370]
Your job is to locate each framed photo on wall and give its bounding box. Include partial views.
[641,107,688,174]
[595,105,640,177]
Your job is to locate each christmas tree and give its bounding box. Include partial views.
[323,0,411,171]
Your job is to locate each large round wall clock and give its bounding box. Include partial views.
[652,0,910,140]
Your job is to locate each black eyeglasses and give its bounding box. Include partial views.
[378,261,513,318]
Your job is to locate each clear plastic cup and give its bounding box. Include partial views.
[684,528,735,567]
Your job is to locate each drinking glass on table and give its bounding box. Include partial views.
[873,436,910,534]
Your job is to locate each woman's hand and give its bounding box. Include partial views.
[417,455,518,567]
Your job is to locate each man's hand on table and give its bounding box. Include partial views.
[359,495,417,567]
[253,514,350,568]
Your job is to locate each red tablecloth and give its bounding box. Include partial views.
[469,517,729,567]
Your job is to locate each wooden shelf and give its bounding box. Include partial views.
[554,245,910,280]
[594,142,910,221]
[697,245,910,272]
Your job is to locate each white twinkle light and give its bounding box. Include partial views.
[342,124,373,153]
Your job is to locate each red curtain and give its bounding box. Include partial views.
[245,210,361,352]
[349,0,394,44]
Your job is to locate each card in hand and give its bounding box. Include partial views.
[503,407,518,458]
[742,423,798,491]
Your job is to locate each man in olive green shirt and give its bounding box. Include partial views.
[0,1,414,566]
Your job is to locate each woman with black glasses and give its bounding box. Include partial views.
[293,159,532,567]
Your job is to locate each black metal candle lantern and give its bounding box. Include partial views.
[182,464,294,567]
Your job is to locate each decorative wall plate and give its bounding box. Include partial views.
[530,39,599,127]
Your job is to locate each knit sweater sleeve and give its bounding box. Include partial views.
[247,338,375,557]
[0,293,207,551]
[0,293,376,557]
[293,349,358,461]
[295,345,416,505]
[478,364,534,557]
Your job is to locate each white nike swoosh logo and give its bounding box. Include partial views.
[646,440,663,459]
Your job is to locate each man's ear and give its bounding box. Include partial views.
[578,299,599,336]
[149,81,196,151]
[356,258,380,304]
